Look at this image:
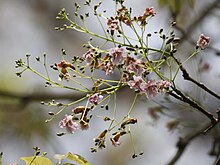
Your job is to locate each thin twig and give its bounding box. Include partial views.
[167,122,211,165]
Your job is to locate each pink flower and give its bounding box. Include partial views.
[109,47,125,64]
[59,115,78,133]
[142,80,158,99]
[89,93,103,105]
[125,57,144,75]
[128,75,146,92]
[157,80,171,93]
[10,164,18,165]
[100,61,115,75]
[197,34,211,49]
[144,7,156,17]
[83,50,93,64]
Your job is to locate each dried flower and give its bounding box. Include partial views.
[89,93,103,105]
[59,115,78,133]
[110,132,121,147]
[94,130,108,149]
[197,34,211,49]
[57,60,75,81]
[107,17,119,35]
[109,47,125,64]
[121,118,137,128]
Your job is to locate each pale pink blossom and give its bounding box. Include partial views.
[157,80,171,93]
[126,57,144,75]
[128,75,146,92]
[59,115,78,133]
[197,34,211,49]
[89,93,103,105]
[83,50,93,64]
[142,80,158,99]
[109,47,125,64]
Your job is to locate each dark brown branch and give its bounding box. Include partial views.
[169,89,217,125]
[167,122,211,165]
[171,54,220,100]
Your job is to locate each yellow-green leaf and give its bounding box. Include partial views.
[21,156,52,165]
[66,152,90,165]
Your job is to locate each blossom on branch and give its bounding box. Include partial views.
[109,47,125,64]
[89,93,103,105]
[197,34,211,49]
[83,49,93,65]
[143,80,158,99]
[59,115,78,133]
[125,56,144,75]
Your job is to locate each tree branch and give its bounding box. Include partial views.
[167,122,211,165]
[171,54,220,100]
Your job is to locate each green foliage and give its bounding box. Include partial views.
[21,156,52,165]
[66,152,90,165]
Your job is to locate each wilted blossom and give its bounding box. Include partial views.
[59,115,78,133]
[110,132,121,147]
[107,17,119,35]
[57,60,74,81]
[83,49,93,64]
[125,56,144,75]
[10,163,18,165]
[197,34,211,49]
[143,80,158,99]
[100,61,115,75]
[109,47,125,64]
[157,80,171,93]
[89,93,103,105]
[128,75,146,92]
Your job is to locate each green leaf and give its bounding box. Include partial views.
[21,156,52,165]
[66,152,90,165]
[63,163,76,165]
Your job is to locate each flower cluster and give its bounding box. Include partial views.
[128,76,171,99]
